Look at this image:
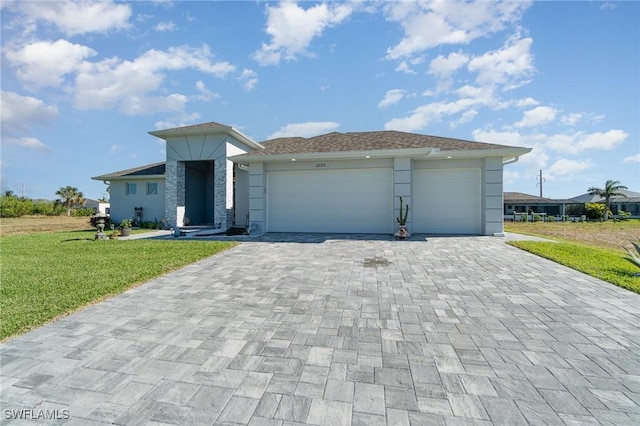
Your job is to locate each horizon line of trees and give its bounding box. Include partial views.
[0,186,104,218]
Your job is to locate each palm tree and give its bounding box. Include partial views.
[587,180,628,220]
[55,186,84,216]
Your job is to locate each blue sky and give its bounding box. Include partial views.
[1,0,638,201]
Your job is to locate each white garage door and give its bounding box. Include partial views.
[267,168,393,233]
[413,168,481,234]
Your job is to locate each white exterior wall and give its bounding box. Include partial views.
[243,155,507,236]
[108,177,165,225]
[234,167,250,226]
[249,162,265,234]
[483,157,504,236]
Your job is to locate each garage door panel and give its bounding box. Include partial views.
[413,168,481,234]
[267,168,392,233]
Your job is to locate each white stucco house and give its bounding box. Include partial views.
[93,121,531,236]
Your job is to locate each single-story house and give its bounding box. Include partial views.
[93,121,531,235]
[570,189,640,217]
[503,192,576,220]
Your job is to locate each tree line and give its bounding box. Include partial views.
[0,186,99,218]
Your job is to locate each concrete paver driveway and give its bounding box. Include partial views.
[1,235,639,425]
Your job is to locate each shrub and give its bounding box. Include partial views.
[31,200,66,216]
[72,207,97,217]
[0,196,33,218]
[533,214,542,222]
[585,203,605,220]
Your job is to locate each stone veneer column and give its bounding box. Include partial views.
[393,157,412,233]
[165,159,186,227]
[213,156,227,229]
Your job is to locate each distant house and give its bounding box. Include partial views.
[83,198,110,215]
[93,121,532,235]
[570,189,640,217]
[504,192,575,219]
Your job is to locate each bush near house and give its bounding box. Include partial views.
[585,202,606,220]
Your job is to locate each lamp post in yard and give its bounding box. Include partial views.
[93,212,108,240]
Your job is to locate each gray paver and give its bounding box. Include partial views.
[1,234,639,425]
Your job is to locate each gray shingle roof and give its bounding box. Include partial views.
[504,192,575,204]
[92,162,166,180]
[571,189,640,203]
[243,130,519,156]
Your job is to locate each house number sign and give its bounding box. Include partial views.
[316,163,326,168]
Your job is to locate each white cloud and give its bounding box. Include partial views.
[1,91,59,136]
[378,89,406,108]
[467,34,535,89]
[546,129,627,153]
[516,97,539,107]
[74,45,235,114]
[269,121,340,139]
[547,158,594,179]
[395,60,416,74]
[119,94,187,115]
[515,106,557,128]
[193,81,220,102]
[385,84,500,132]
[428,51,469,78]
[10,0,131,36]
[385,97,480,132]
[623,153,640,163]
[385,1,531,59]
[253,1,353,65]
[560,112,583,126]
[449,109,478,129]
[4,137,50,152]
[155,21,176,32]
[472,128,549,170]
[5,39,97,88]
[240,69,258,91]
[503,170,520,184]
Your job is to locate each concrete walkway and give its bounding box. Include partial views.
[1,236,639,425]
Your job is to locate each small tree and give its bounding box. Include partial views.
[55,186,84,216]
[587,180,627,220]
[585,202,605,220]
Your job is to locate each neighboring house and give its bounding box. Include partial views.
[83,198,110,215]
[503,192,575,219]
[92,163,165,225]
[570,189,640,217]
[93,121,531,235]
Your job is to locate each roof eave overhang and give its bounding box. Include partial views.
[429,147,532,161]
[91,174,166,181]
[148,127,264,151]
[229,147,436,163]
[229,146,532,163]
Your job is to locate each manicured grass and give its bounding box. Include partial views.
[0,231,237,341]
[509,240,640,294]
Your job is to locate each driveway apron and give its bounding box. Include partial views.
[1,236,639,425]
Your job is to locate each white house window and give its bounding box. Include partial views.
[126,183,137,195]
[146,182,158,195]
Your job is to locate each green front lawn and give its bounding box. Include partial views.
[509,240,640,294]
[0,231,236,340]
